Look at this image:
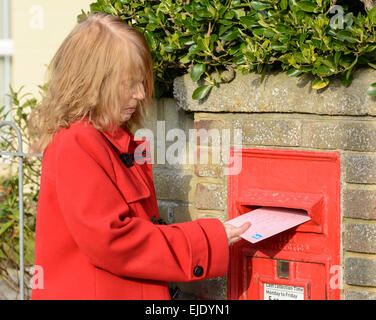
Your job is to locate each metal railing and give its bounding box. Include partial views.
[0,121,42,300]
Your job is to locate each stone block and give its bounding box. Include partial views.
[302,121,376,151]
[344,290,376,300]
[173,68,376,116]
[344,257,376,287]
[343,153,376,184]
[153,169,193,201]
[194,182,226,211]
[343,189,376,220]
[343,223,376,254]
[233,117,302,147]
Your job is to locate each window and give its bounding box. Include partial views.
[0,0,12,110]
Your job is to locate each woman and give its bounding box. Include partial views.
[28,13,250,300]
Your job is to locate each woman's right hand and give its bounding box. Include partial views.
[223,222,251,246]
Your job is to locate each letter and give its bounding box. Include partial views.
[208,305,215,314]
[199,305,208,315]
[329,265,343,290]
[157,121,166,165]
[172,307,179,318]
[166,128,186,165]
[189,305,197,317]
[134,128,154,164]
[223,129,243,176]
[195,128,220,165]
[30,265,44,290]
[217,305,225,314]
[29,5,44,30]
[330,5,344,30]
[188,129,197,165]
[145,307,151,315]
[155,306,161,315]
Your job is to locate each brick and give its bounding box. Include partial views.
[235,118,301,147]
[344,223,376,254]
[193,119,228,147]
[194,147,224,178]
[343,153,376,184]
[302,121,376,151]
[194,183,226,211]
[343,189,376,220]
[194,163,223,178]
[153,169,193,201]
[344,257,376,287]
[344,290,376,300]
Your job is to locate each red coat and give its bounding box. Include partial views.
[31,119,229,300]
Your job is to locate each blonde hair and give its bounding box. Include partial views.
[28,13,154,153]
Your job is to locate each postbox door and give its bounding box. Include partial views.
[247,257,326,300]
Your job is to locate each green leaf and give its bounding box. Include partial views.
[336,30,358,43]
[334,51,341,66]
[367,83,376,97]
[339,72,353,87]
[239,16,259,28]
[280,0,288,10]
[368,6,376,24]
[286,68,302,77]
[252,27,266,36]
[250,1,272,10]
[0,219,15,237]
[220,29,239,42]
[318,65,332,77]
[271,42,288,51]
[144,30,158,50]
[312,78,330,90]
[180,54,190,64]
[296,1,316,12]
[190,64,206,82]
[289,0,299,12]
[192,85,213,100]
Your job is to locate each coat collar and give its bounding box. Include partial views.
[75,118,134,154]
[101,124,134,154]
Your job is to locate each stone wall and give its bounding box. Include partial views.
[148,67,376,300]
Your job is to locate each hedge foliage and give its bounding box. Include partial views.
[78,0,376,99]
[83,0,376,99]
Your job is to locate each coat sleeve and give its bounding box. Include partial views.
[54,129,229,282]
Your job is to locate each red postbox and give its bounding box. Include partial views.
[227,148,341,300]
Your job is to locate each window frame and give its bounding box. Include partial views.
[0,0,12,111]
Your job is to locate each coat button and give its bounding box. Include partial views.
[193,266,204,277]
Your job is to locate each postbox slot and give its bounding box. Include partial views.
[277,260,290,279]
[236,189,325,234]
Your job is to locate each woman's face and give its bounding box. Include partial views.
[120,76,145,122]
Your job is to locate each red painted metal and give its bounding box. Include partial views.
[227,148,341,300]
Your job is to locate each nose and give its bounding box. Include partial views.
[132,82,145,101]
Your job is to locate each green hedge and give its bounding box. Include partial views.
[82,0,376,99]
